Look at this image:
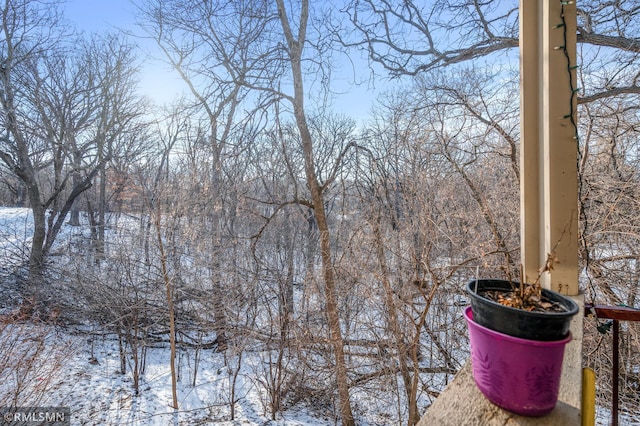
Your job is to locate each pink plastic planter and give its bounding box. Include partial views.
[464,306,572,417]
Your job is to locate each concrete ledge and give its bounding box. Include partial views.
[419,295,584,426]
[417,362,580,426]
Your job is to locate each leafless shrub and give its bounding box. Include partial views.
[0,305,72,409]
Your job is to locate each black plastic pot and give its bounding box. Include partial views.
[466,279,579,341]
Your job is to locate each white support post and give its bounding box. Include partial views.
[520,0,579,296]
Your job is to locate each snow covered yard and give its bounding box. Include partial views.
[0,207,432,425]
[0,324,341,425]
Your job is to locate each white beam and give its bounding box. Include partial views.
[520,0,579,295]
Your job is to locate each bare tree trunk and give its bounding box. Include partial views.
[68,150,83,227]
[96,162,107,262]
[209,152,228,353]
[371,219,420,425]
[280,215,295,341]
[275,1,355,423]
[29,199,47,283]
[210,270,228,352]
[0,68,47,281]
[155,211,179,410]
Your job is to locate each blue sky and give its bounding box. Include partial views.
[63,0,377,118]
[64,0,135,30]
[64,0,190,105]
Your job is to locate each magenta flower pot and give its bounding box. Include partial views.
[464,306,571,417]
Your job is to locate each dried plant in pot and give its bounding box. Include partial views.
[465,254,579,341]
[463,253,580,416]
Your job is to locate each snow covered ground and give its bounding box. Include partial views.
[0,322,348,425]
[0,207,415,425]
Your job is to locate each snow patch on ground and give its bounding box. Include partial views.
[0,326,345,425]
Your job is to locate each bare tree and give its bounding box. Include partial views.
[72,34,148,263]
[345,94,485,424]
[269,3,357,423]
[139,0,277,353]
[579,89,640,419]
[345,0,639,99]
[0,1,145,280]
[0,0,75,279]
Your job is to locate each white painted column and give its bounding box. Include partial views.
[520,0,579,296]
